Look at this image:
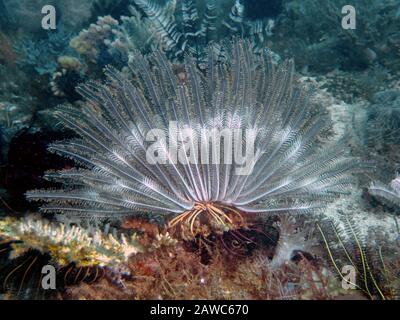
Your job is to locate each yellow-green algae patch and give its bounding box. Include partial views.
[0,216,144,267]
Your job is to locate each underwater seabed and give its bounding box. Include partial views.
[0,0,400,300]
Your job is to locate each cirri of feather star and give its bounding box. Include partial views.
[27,40,365,239]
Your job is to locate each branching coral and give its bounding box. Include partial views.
[27,40,365,240]
[90,0,130,18]
[0,216,143,268]
[70,16,121,66]
[15,26,77,76]
[0,215,180,299]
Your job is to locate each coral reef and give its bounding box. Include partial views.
[273,0,400,73]
[318,212,400,300]
[0,215,180,299]
[27,40,365,240]
[70,15,120,66]
[320,66,398,104]
[0,215,143,267]
[15,26,77,76]
[70,0,277,67]
[1,0,400,302]
[63,240,356,300]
